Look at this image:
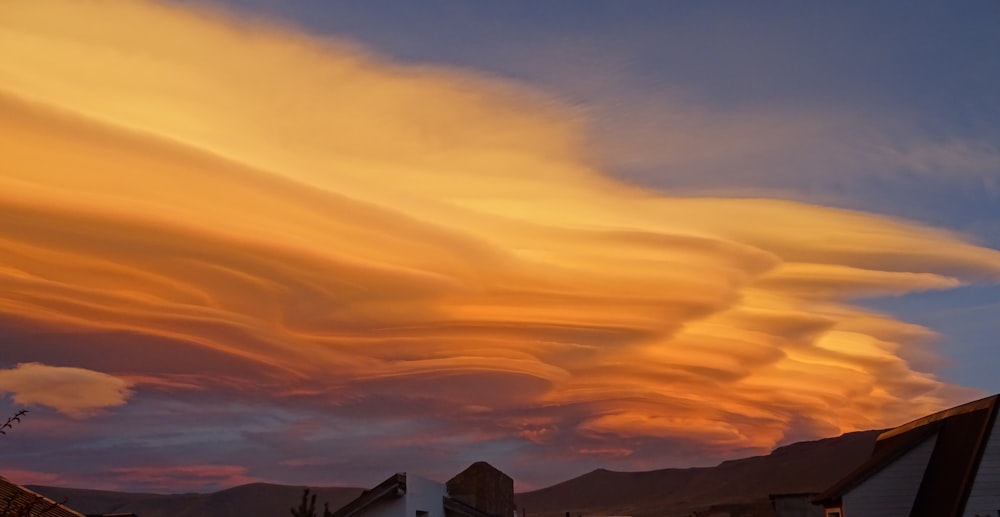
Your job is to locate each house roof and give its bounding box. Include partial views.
[330,465,511,517]
[814,394,1000,517]
[0,476,88,517]
[442,496,497,517]
[445,461,514,517]
[328,473,406,517]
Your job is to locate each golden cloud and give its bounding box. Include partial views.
[0,363,133,417]
[1,0,998,459]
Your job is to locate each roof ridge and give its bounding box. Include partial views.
[878,394,999,442]
[0,476,88,517]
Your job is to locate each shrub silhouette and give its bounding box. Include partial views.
[290,488,334,517]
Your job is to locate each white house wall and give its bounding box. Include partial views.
[963,418,1000,517]
[404,474,449,517]
[842,433,937,517]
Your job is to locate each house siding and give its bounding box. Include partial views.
[842,433,937,517]
[963,421,1000,517]
[404,475,449,517]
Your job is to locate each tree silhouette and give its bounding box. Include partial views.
[0,410,27,436]
[291,488,316,517]
[290,488,334,517]
[0,410,74,517]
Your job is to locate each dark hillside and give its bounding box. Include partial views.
[515,430,880,517]
[29,483,363,517]
[27,430,880,517]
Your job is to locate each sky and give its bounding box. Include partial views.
[0,0,999,494]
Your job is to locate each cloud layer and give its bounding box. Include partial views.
[1,0,999,491]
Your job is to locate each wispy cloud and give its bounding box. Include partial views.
[109,465,259,492]
[495,34,1000,209]
[580,87,1000,205]
[0,0,998,490]
[0,469,68,487]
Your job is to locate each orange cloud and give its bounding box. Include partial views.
[0,0,998,467]
[0,363,132,417]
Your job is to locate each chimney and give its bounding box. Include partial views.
[446,461,515,517]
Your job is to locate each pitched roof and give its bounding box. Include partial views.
[330,464,512,517]
[328,473,406,517]
[814,394,1000,517]
[0,476,88,517]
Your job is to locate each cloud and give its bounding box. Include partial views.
[507,47,1000,208]
[0,469,66,486]
[0,0,997,489]
[0,363,133,417]
[591,91,1000,203]
[109,465,258,492]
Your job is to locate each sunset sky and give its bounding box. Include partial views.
[1,0,999,493]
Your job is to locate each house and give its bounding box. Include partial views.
[0,475,88,517]
[814,394,1000,517]
[330,461,515,517]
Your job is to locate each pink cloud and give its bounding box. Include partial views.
[110,465,259,492]
[0,469,66,486]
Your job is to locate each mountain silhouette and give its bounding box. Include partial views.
[29,430,879,517]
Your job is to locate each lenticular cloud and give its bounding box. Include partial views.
[0,363,132,417]
[1,0,998,470]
